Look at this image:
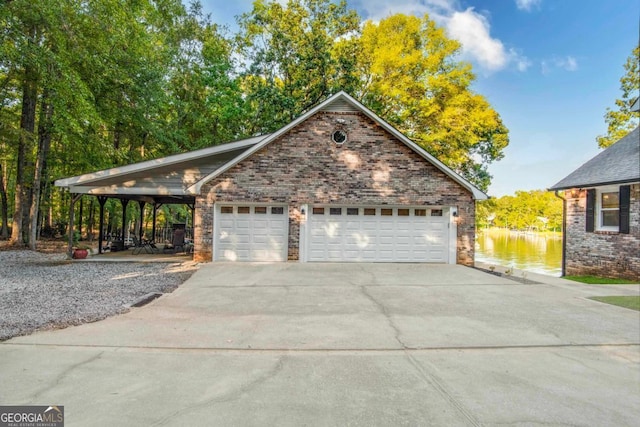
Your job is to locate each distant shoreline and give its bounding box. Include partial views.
[476,227,562,239]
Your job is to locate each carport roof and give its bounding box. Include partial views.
[54,135,268,200]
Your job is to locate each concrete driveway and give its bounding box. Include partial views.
[1,263,639,426]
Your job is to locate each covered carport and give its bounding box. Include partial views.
[54,137,263,258]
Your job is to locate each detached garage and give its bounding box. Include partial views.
[56,91,486,264]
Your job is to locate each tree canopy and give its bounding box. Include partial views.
[0,0,510,245]
[596,44,639,148]
[476,190,563,232]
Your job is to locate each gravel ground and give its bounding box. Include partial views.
[0,250,198,341]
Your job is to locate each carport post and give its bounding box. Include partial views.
[97,196,107,254]
[120,198,129,240]
[138,200,146,241]
[152,202,159,242]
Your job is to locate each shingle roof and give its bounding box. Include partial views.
[549,126,640,190]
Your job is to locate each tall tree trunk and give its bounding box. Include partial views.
[28,90,53,249]
[11,62,38,246]
[0,161,9,238]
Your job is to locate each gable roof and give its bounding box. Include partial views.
[55,91,488,200]
[549,126,640,190]
[188,91,488,200]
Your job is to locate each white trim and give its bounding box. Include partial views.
[299,204,308,262]
[68,185,187,196]
[55,135,268,187]
[188,92,488,200]
[448,207,457,264]
[595,185,621,232]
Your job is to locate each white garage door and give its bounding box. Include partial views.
[214,205,288,261]
[306,206,449,263]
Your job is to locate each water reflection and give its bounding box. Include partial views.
[475,229,562,277]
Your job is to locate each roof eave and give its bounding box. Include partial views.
[55,136,266,188]
[549,177,640,191]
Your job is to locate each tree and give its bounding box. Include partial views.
[236,0,361,134]
[355,14,509,192]
[596,44,639,148]
[476,190,563,232]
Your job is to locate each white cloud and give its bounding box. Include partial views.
[515,0,541,12]
[541,56,579,74]
[355,1,528,74]
[512,50,532,72]
[445,8,508,71]
[556,55,578,71]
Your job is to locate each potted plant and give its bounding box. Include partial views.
[72,244,90,259]
[71,232,90,259]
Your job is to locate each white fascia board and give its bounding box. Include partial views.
[69,185,187,196]
[188,91,488,200]
[55,135,268,188]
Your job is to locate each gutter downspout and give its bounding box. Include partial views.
[554,190,567,277]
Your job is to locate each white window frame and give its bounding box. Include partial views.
[595,185,620,232]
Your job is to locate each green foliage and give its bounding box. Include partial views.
[0,0,512,238]
[355,14,509,191]
[236,0,361,133]
[589,296,640,311]
[477,190,563,232]
[596,44,639,148]
[564,276,637,285]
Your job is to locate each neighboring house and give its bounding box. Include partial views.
[549,122,640,280]
[56,91,487,264]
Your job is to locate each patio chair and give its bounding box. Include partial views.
[171,228,186,253]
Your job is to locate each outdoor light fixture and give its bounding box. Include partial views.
[569,188,582,199]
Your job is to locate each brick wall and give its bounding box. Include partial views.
[194,111,476,264]
[565,183,640,281]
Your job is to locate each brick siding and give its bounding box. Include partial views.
[193,111,476,264]
[565,183,640,281]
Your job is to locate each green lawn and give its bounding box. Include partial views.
[589,296,640,311]
[564,275,638,285]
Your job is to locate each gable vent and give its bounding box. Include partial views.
[322,98,359,113]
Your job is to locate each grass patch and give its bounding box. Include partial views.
[564,275,637,285]
[590,296,640,311]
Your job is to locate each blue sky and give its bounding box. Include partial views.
[198,0,639,197]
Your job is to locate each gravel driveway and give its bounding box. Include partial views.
[0,250,197,340]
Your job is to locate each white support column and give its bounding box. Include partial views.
[448,207,458,264]
[299,204,308,262]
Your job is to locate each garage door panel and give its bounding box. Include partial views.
[215,205,288,262]
[307,206,450,263]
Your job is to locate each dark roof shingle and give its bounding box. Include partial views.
[550,126,640,190]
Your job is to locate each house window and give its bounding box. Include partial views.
[347,208,359,216]
[254,206,267,214]
[330,207,342,215]
[220,206,233,214]
[431,209,443,217]
[363,208,376,216]
[587,185,630,234]
[238,206,250,214]
[397,209,409,216]
[313,207,325,215]
[271,207,284,215]
[598,190,619,230]
[380,208,393,216]
[414,209,427,217]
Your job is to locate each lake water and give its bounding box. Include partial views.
[475,230,563,277]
